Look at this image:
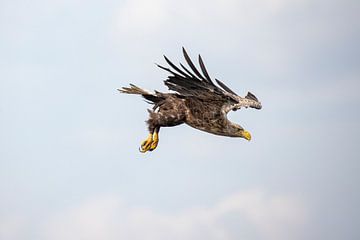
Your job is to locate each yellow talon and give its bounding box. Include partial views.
[149,132,159,151]
[139,134,153,153]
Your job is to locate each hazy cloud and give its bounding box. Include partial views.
[42,190,306,240]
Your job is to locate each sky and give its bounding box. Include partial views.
[0,0,360,239]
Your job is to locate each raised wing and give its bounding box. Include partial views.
[157,48,262,111]
[157,47,240,102]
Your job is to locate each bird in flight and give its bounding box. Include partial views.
[119,48,262,153]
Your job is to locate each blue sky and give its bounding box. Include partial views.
[1,0,359,239]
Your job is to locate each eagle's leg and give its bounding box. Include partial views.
[139,133,153,153]
[149,127,160,151]
[141,105,185,153]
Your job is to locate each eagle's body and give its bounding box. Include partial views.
[148,94,234,136]
[119,48,262,152]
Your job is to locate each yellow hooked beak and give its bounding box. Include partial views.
[243,130,252,141]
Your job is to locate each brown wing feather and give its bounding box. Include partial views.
[159,48,238,103]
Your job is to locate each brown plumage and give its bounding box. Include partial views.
[118,48,262,153]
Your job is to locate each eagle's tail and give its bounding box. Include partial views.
[118,84,153,95]
[118,84,164,104]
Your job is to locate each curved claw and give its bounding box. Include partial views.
[139,134,153,153]
[149,143,157,151]
[139,147,150,153]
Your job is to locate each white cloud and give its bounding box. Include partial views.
[41,190,306,240]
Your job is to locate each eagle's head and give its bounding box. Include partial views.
[236,129,251,141]
[229,124,252,141]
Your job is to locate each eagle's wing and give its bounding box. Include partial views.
[157,47,240,105]
[157,47,263,115]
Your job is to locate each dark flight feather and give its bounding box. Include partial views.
[182,47,206,81]
[198,54,215,86]
[163,55,191,78]
[156,64,186,80]
[215,78,238,95]
[179,63,198,79]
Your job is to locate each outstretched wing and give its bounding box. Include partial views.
[157,47,240,103]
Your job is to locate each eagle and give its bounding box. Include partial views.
[119,48,262,153]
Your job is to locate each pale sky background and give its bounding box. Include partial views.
[1,0,360,239]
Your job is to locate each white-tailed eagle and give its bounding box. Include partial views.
[119,48,262,153]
